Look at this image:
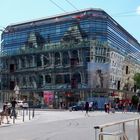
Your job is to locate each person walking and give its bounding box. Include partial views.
[104,103,107,113]
[1,102,10,123]
[10,98,17,119]
[137,103,140,114]
[106,103,110,114]
[85,101,89,116]
[123,102,127,113]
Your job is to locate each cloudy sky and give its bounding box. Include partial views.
[0,0,140,42]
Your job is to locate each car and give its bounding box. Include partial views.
[70,101,85,111]
[22,102,29,108]
[16,100,29,108]
[17,100,23,108]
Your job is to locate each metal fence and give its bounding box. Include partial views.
[0,107,35,125]
[94,117,140,140]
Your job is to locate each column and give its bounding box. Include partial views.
[32,55,36,67]
[25,56,28,68]
[41,54,44,67]
[18,58,22,69]
[32,75,37,88]
[43,74,46,86]
[60,52,62,66]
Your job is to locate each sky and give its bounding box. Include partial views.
[0,0,140,42]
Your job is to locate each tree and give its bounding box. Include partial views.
[131,95,139,107]
[134,73,140,89]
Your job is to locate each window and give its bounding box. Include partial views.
[126,66,129,74]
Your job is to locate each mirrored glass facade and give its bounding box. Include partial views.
[0,8,140,107]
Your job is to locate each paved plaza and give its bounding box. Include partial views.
[0,110,140,140]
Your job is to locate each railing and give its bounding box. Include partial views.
[94,117,140,140]
[0,107,35,125]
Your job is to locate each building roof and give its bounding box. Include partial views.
[8,8,103,27]
[4,8,139,45]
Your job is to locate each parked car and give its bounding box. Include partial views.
[70,101,85,111]
[16,100,29,108]
[22,102,29,108]
[31,103,41,108]
[17,100,23,108]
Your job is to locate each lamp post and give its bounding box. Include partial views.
[0,28,4,106]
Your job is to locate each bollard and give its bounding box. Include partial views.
[26,108,28,115]
[13,115,15,124]
[137,119,140,140]
[94,126,100,140]
[29,107,31,120]
[23,108,25,122]
[32,107,35,118]
[12,108,16,124]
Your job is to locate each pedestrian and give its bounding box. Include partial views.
[115,103,119,111]
[106,103,110,114]
[123,102,127,113]
[10,98,17,119]
[89,102,93,111]
[104,103,107,113]
[137,103,140,114]
[1,102,10,123]
[85,101,89,116]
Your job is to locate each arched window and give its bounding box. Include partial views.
[71,50,79,66]
[55,75,63,84]
[54,52,61,65]
[71,72,81,88]
[45,75,51,83]
[72,72,81,83]
[36,55,42,67]
[43,53,50,66]
[22,77,26,87]
[64,74,70,83]
[62,52,69,65]
[38,75,43,88]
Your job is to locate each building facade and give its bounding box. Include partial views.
[0,8,140,108]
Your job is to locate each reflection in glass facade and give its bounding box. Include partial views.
[0,8,140,107]
[1,9,140,61]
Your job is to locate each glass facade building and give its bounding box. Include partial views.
[0,8,140,108]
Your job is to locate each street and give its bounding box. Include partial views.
[0,110,140,140]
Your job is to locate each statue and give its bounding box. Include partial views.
[96,69,104,88]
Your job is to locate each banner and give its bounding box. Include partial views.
[88,62,109,89]
[43,91,54,105]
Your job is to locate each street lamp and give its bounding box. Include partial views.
[0,28,5,105]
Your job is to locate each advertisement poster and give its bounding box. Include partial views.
[88,62,109,89]
[43,91,54,105]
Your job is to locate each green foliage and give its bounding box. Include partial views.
[131,95,139,106]
[134,73,140,89]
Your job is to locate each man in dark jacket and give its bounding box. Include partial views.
[10,98,17,119]
[85,102,89,116]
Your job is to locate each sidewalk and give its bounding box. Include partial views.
[0,108,35,127]
[0,110,140,140]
